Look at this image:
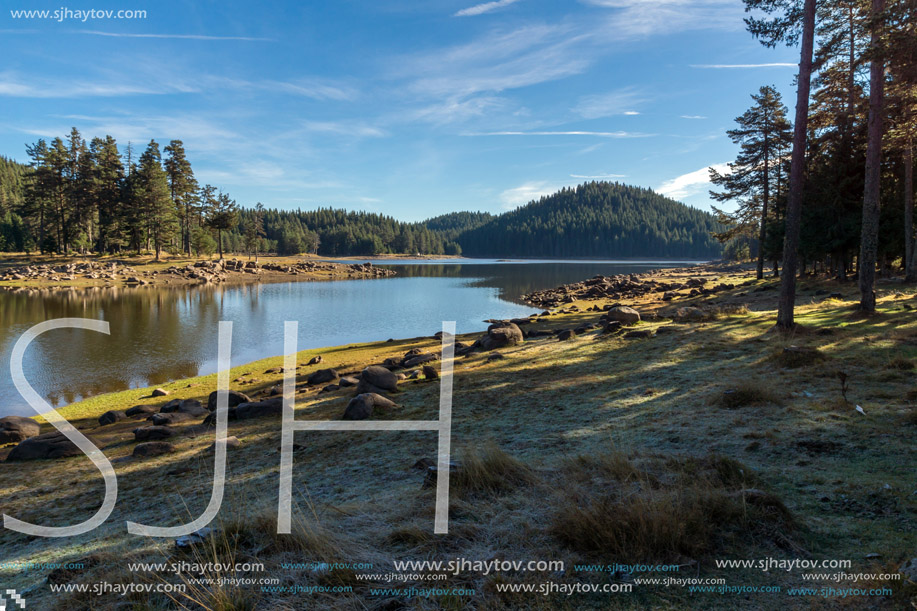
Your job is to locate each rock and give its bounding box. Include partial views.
[307,368,339,385]
[899,558,917,583]
[607,306,641,325]
[7,431,98,461]
[674,307,707,322]
[206,436,242,452]
[382,357,404,370]
[235,398,283,420]
[361,366,398,392]
[151,388,170,397]
[623,329,656,339]
[161,399,206,415]
[602,321,623,335]
[207,390,251,411]
[662,291,676,301]
[175,527,213,550]
[0,416,41,444]
[486,352,505,361]
[338,376,359,388]
[150,412,194,426]
[557,329,576,341]
[134,426,177,442]
[422,462,461,488]
[307,355,323,365]
[98,410,127,426]
[321,384,340,393]
[403,353,437,368]
[343,393,398,420]
[132,442,176,458]
[125,404,158,418]
[422,365,438,379]
[481,323,524,350]
[268,385,282,396]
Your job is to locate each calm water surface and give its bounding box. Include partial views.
[0,259,696,417]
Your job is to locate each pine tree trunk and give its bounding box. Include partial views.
[776,0,816,330]
[757,138,770,280]
[905,141,915,281]
[858,0,886,312]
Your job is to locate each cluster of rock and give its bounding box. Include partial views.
[0,261,139,282]
[522,273,735,308]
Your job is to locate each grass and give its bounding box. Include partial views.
[1,264,915,609]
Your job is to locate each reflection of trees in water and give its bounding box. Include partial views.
[0,284,223,406]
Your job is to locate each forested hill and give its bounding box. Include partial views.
[456,182,722,259]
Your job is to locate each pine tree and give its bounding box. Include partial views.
[205,189,238,260]
[710,85,793,279]
[137,140,177,261]
[163,140,199,256]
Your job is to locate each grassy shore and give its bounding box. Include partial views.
[0,265,915,610]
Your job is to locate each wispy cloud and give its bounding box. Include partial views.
[454,0,522,17]
[574,88,646,119]
[0,71,196,98]
[77,30,273,42]
[500,181,556,209]
[585,0,743,39]
[656,163,728,199]
[571,173,626,179]
[681,115,707,119]
[690,63,796,68]
[302,121,387,138]
[466,130,652,138]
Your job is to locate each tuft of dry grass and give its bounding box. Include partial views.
[718,380,782,409]
[886,357,915,371]
[776,345,827,368]
[451,443,536,497]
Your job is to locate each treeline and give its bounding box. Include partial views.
[718,0,916,324]
[0,130,724,260]
[456,182,723,259]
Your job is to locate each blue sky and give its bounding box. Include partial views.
[1,0,800,220]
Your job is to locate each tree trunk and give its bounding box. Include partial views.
[757,133,770,280]
[218,229,224,259]
[905,140,915,281]
[858,0,886,312]
[776,0,816,330]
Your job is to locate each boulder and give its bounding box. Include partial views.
[557,329,576,341]
[7,431,97,461]
[235,398,283,420]
[134,426,177,442]
[307,368,339,385]
[342,393,398,420]
[125,404,158,418]
[382,357,404,370]
[307,355,323,365]
[132,442,176,458]
[151,388,170,397]
[602,321,623,335]
[486,352,505,361]
[150,412,194,426]
[0,416,41,445]
[623,329,656,339]
[98,410,127,426]
[321,384,340,393]
[422,365,439,379]
[403,353,437,368]
[207,390,251,411]
[481,323,523,350]
[606,306,641,325]
[361,366,398,392]
[161,399,206,415]
[338,376,359,388]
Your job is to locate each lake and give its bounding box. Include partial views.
[0,259,696,417]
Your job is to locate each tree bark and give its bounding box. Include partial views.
[757,124,771,280]
[858,0,886,312]
[905,140,915,281]
[776,0,817,330]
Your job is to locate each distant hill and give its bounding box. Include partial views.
[455,181,722,259]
